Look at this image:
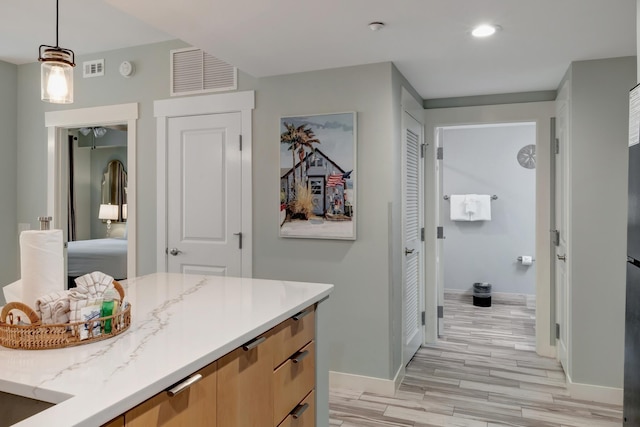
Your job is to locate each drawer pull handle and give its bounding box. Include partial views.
[292,349,309,364]
[242,336,266,351]
[291,402,309,419]
[166,374,202,397]
[292,309,311,321]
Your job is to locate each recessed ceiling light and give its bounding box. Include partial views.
[368,22,385,31]
[471,24,500,38]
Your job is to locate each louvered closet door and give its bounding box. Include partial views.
[403,111,424,366]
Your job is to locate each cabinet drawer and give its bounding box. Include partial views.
[217,332,274,426]
[273,341,315,426]
[125,361,217,427]
[277,390,315,427]
[272,306,315,369]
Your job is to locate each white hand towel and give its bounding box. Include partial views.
[469,194,492,221]
[464,195,478,216]
[69,271,116,324]
[450,195,470,221]
[35,290,71,324]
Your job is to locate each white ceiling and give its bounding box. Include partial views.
[2,0,636,100]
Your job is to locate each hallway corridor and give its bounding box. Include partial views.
[329,292,622,426]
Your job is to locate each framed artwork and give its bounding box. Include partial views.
[279,112,356,240]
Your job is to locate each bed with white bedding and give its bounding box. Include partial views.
[67,238,127,281]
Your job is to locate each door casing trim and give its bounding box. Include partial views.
[154,91,255,277]
[46,102,139,280]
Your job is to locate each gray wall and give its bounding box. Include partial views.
[252,62,414,380]
[16,39,191,279]
[12,40,421,381]
[565,57,635,388]
[442,124,536,295]
[0,60,18,306]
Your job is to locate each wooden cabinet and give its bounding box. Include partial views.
[102,416,124,427]
[273,341,315,425]
[124,362,217,427]
[271,306,315,370]
[103,304,317,427]
[272,306,316,426]
[216,332,274,426]
[277,390,315,427]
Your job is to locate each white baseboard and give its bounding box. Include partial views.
[566,371,623,405]
[330,366,404,396]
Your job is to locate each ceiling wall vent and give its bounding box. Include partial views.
[83,59,104,78]
[170,47,237,96]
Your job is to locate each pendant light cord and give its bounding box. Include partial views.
[55,0,59,48]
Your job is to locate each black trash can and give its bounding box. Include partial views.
[473,282,492,307]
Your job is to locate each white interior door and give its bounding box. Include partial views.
[167,112,242,276]
[555,84,570,371]
[403,111,425,365]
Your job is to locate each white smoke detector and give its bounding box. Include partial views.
[368,22,385,31]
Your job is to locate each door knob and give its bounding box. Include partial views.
[405,248,415,255]
[169,248,182,256]
[557,254,566,261]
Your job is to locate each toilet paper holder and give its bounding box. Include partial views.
[517,256,535,262]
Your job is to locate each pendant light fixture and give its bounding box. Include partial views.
[38,0,75,104]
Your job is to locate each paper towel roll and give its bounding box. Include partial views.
[520,255,533,266]
[20,230,64,309]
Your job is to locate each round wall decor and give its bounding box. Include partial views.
[517,144,536,169]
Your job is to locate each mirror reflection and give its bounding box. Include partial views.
[101,159,127,222]
[66,125,128,286]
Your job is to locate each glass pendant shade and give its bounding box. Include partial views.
[40,48,74,104]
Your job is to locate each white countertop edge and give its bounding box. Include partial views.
[12,285,333,427]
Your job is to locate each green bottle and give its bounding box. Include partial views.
[101,289,116,333]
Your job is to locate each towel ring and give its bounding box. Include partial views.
[443,195,498,201]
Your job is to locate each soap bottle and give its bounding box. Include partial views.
[101,289,117,333]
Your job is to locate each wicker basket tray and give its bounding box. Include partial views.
[0,281,131,350]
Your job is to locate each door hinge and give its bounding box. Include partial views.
[421,227,425,242]
[437,226,445,239]
[555,323,560,339]
[551,229,560,246]
[421,311,426,326]
[420,143,426,158]
[436,147,443,160]
[437,305,444,319]
[555,138,560,154]
[234,232,243,249]
[239,134,243,151]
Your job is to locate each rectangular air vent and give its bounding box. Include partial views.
[83,59,104,78]
[170,48,237,96]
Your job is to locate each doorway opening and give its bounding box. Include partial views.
[65,125,128,285]
[45,103,138,282]
[436,122,537,345]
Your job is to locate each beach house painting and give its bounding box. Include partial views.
[280,112,356,240]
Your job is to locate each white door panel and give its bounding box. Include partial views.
[555,84,570,372]
[403,111,424,365]
[167,112,242,276]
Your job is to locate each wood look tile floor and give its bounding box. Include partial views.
[329,292,623,427]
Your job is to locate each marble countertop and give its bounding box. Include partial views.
[0,273,333,427]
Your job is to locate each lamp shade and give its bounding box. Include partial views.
[99,204,119,221]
